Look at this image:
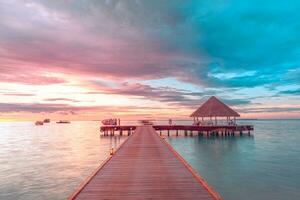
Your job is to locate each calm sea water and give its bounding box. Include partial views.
[167,120,300,200]
[0,121,126,200]
[0,120,299,200]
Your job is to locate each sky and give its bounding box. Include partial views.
[0,0,300,121]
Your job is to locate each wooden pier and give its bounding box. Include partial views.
[101,125,136,136]
[69,126,222,200]
[100,124,254,137]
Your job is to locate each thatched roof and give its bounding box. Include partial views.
[190,96,240,117]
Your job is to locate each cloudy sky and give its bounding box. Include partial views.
[0,0,300,121]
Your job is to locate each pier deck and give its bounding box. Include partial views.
[100,124,254,136]
[70,126,221,200]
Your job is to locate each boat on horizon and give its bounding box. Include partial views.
[56,120,71,124]
[43,119,50,123]
[35,121,44,126]
[139,119,154,125]
[101,118,118,125]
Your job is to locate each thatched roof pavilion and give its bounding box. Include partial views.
[190,96,240,125]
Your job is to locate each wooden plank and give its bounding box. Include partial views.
[70,126,222,200]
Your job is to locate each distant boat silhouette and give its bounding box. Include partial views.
[35,121,44,126]
[43,119,50,123]
[102,119,118,125]
[56,120,70,124]
[139,119,154,125]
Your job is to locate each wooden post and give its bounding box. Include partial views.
[184,130,187,136]
[176,130,178,136]
[167,130,170,137]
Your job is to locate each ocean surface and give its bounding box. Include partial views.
[167,120,300,200]
[0,120,299,200]
[0,121,126,200]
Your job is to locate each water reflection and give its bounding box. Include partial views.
[0,121,127,200]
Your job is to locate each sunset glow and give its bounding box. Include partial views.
[1,1,300,121]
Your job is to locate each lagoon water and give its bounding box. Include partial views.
[0,121,126,200]
[168,120,300,200]
[0,120,299,199]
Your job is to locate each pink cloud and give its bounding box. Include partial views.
[0,72,66,85]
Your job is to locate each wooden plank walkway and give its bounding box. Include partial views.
[69,126,222,200]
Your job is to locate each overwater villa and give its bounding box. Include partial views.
[100,96,253,137]
[190,96,240,126]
